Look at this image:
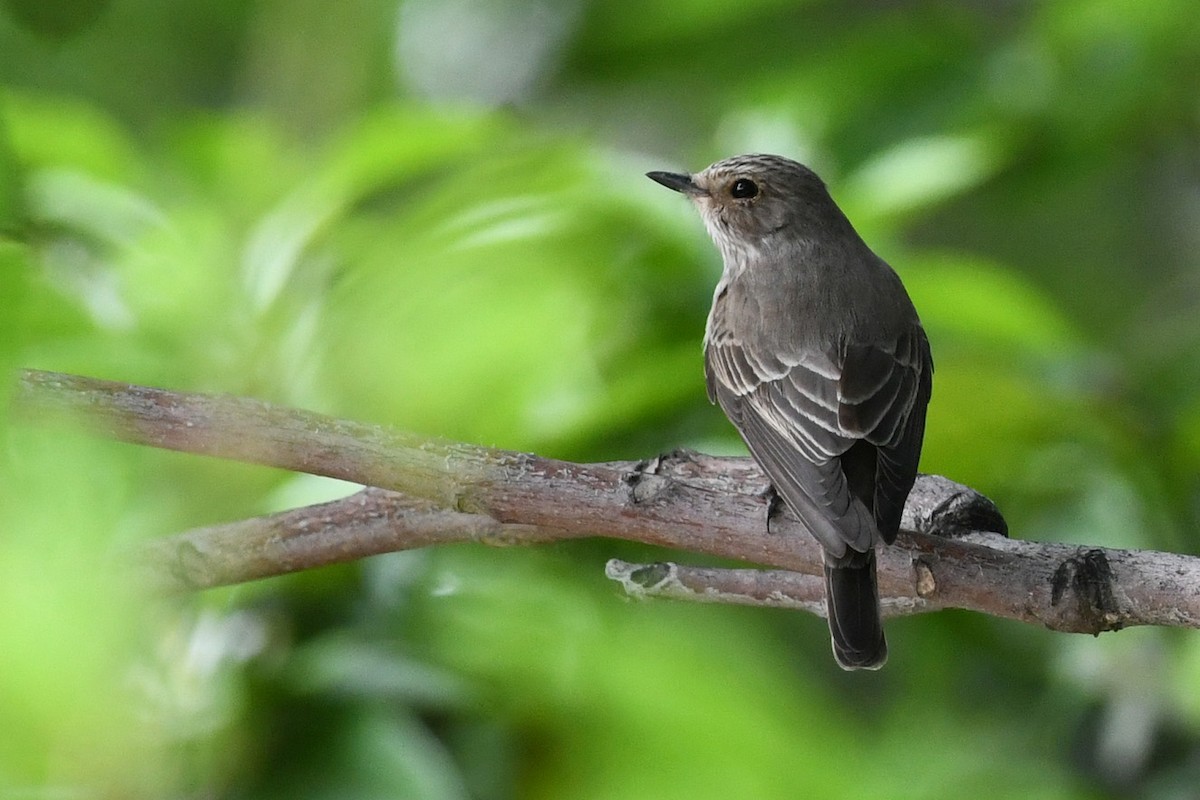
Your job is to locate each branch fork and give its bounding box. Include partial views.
[12,369,1200,633]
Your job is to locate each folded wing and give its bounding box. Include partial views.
[705,322,932,557]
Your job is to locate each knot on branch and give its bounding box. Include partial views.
[903,474,1008,537]
[627,561,673,589]
[623,456,672,504]
[1049,549,1123,634]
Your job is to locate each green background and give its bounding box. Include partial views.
[2,0,1199,797]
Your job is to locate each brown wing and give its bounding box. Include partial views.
[837,326,933,543]
[705,321,931,558]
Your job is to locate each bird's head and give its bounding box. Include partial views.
[647,154,840,265]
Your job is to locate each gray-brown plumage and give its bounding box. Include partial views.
[647,154,932,670]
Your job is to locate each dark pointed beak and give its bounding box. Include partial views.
[646,171,706,196]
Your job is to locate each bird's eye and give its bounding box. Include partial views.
[730,179,759,199]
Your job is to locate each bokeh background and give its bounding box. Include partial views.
[2,0,1199,797]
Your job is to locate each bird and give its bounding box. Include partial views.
[647,154,932,670]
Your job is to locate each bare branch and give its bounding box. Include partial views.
[602,558,948,618]
[14,369,1200,634]
[132,488,561,592]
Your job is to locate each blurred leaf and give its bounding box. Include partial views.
[257,709,472,800]
[412,546,868,800]
[0,238,28,414]
[315,132,710,450]
[0,95,24,235]
[904,252,1084,357]
[2,0,110,40]
[0,428,165,794]
[4,91,146,184]
[842,132,1008,222]
[285,632,471,709]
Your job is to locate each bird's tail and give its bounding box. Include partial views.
[823,549,887,670]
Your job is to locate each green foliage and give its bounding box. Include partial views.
[2,0,1199,797]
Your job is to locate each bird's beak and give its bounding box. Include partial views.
[646,171,706,196]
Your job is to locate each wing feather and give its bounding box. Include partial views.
[705,319,932,555]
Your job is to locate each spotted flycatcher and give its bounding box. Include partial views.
[648,154,933,670]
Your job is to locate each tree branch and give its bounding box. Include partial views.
[13,369,1200,634]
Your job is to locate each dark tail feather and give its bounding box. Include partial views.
[823,550,887,670]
